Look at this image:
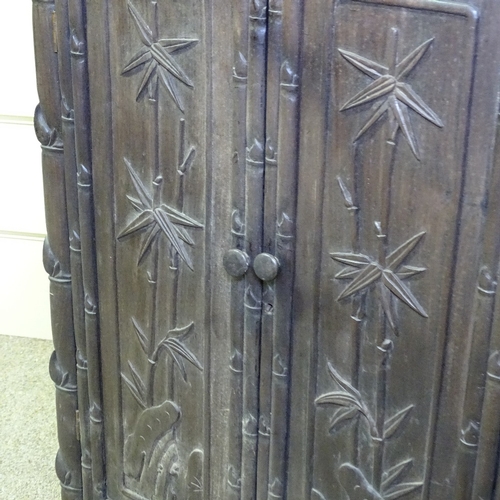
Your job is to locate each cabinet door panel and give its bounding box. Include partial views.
[287,1,500,499]
[87,1,238,498]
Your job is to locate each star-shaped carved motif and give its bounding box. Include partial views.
[331,232,428,330]
[118,158,203,271]
[123,1,198,111]
[339,29,443,159]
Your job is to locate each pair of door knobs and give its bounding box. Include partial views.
[223,249,280,281]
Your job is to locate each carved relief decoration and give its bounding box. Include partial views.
[121,316,203,498]
[331,231,427,330]
[314,24,438,500]
[316,362,422,500]
[118,159,203,271]
[339,28,442,159]
[118,2,204,498]
[123,1,198,110]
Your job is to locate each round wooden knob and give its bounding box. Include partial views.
[253,253,280,282]
[223,249,250,277]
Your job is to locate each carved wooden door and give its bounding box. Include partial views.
[33,0,500,499]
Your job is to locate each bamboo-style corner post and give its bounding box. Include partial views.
[68,0,106,495]
[33,0,82,498]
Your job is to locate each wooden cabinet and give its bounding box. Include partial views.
[33,0,500,498]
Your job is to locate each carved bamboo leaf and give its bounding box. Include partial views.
[136,60,156,100]
[383,405,414,440]
[154,208,194,270]
[338,48,387,79]
[382,459,413,491]
[385,232,425,271]
[329,407,359,434]
[117,210,155,240]
[170,351,189,382]
[380,283,398,334]
[127,0,154,46]
[316,391,377,437]
[132,317,149,354]
[327,361,363,400]
[397,265,426,279]
[166,338,203,371]
[123,48,151,74]
[124,158,153,208]
[390,98,419,159]
[354,100,389,141]
[137,225,161,265]
[383,482,423,500]
[158,38,198,51]
[395,84,443,127]
[332,230,427,326]
[168,322,195,339]
[335,267,362,279]
[127,195,146,212]
[341,75,396,110]
[152,322,203,382]
[158,67,184,111]
[121,160,204,270]
[162,205,204,228]
[330,252,371,268]
[395,38,433,79]
[382,271,427,318]
[153,43,194,87]
[128,361,147,400]
[318,362,378,436]
[337,263,382,300]
[121,373,147,409]
[175,225,195,246]
[315,391,361,408]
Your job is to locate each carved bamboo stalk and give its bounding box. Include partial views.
[454,111,500,500]
[366,118,398,493]
[471,352,500,499]
[455,115,500,500]
[148,2,161,408]
[33,1,82,498]
[255,2,283,498]
[258,5,301,500]
[55,0,93,496]
[67,0,106,495]
[226,3,250,493]
[167,116,187,404]
[454,261,498,500]
[266,58,299,500]
[368,28,402,491]
[470,115,500,498]
[240,1,268,497]
[145,64,161,410]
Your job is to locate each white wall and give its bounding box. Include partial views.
[0,3,51,340]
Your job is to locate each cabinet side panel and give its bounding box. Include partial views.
[33,0,82,498]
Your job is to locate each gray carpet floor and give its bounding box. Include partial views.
[0,335,60,499]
